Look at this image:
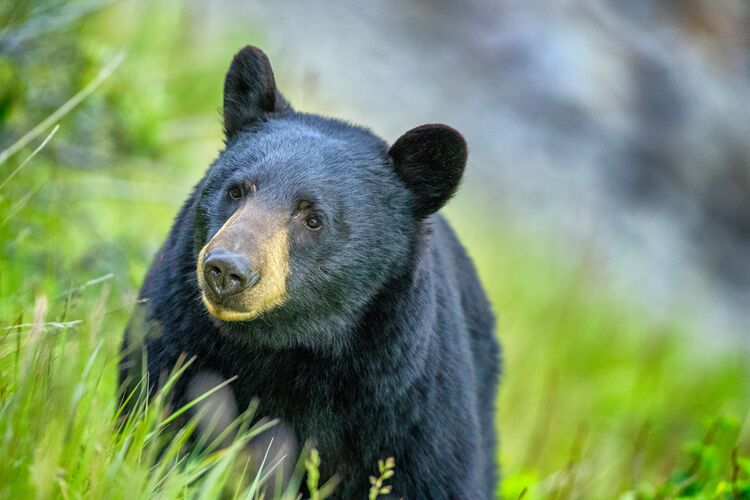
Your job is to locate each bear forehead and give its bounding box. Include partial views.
[219,117,390,182]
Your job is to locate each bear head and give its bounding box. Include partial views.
[193,46,467,350]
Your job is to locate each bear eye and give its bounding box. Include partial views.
[303,214,323,231]
[228,186,243,199]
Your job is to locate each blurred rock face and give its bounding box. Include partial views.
[199,0,750,341]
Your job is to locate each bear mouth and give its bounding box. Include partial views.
[200,293,262,322]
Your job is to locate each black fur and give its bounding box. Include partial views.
[389,124,467,219]
[121,45,500,499]
[222,46,291,138]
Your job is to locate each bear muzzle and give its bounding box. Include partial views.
[196,202,291,322]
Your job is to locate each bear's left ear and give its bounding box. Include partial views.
[389,124,467,218]
[223,45,292,139]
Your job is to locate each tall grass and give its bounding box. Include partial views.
[0,286,314,499]
[454,211,750,498]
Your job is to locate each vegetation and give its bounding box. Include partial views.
[1,1,748,498]
[459,220,750,498]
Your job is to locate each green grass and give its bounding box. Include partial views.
[453,214,750,498]
[1,1,749,498]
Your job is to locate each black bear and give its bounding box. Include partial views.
[121,45,500,499]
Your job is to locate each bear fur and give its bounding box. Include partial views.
[121,45,501,499]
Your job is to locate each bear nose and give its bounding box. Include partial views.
[203,249,259,299]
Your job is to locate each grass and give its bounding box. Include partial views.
[1,1,749,498]
[454,214,750,498]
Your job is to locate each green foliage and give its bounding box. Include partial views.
[453,211,750,498]
[305,449,322,500]
[303,448,338,500]
[0,292,284,499]
[1,0,748,498]
[634,417,750,498]
[368,457,396,500]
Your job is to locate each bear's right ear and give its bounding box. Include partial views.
[223,45,292,139]
[389,124,467,219]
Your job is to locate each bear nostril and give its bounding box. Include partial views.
[229,273,243,285]
[247,271,260,288]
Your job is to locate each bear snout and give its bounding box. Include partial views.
[202,248,259,299]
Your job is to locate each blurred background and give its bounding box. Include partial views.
[1,0,749,498]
